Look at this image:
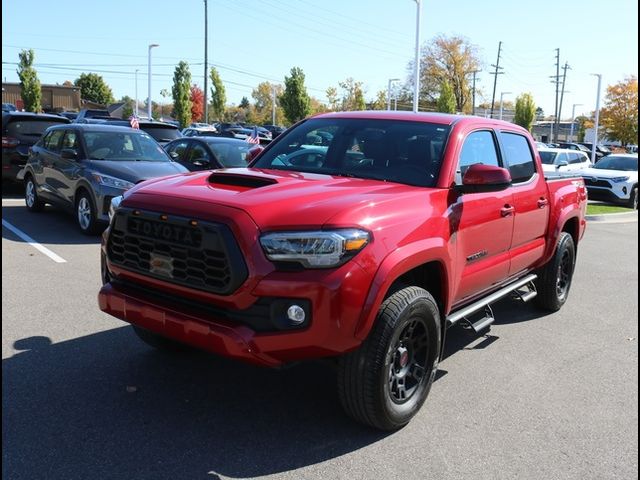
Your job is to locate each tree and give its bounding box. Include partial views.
[535,107,544,120]
[74,72,114,105]
[280,67,311,123]
[171,61,192,128]
[338,78,366,111]
[309,97,330,116]
[436,81,456,113]
[514,93,536,131]
[252,82,284,125]
[368,90,387,110]
[239,96,250,109]
[326,87,340,111]
[120,95,135,119]
[190,85,204,122]
[209,67,226,121]
[160,89,170,120]
[600,76,638,146]
[17,49,41,112]
[408,34,481,113]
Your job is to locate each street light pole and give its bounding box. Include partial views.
[499,91,511,120]
[387,78,400,110]
[203,0,209,124]
[569,103,582,142]
[590,74,602,165]
[147,44,159,120]
[412,0,421,113]
[135,69,139,117]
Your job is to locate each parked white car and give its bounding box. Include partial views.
[538,148,591,174]
[580,154,638,209]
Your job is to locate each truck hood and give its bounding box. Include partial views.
[125,168,436,229]
[84,160,187,183]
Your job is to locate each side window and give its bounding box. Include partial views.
[456,130,500,184]
[568,152,581,164]
[500,132,536,183]
[556,153,567,164]
[167,140,190,160]
[61,131,78,150]
[44,130,64,153]
[188,144,211,166]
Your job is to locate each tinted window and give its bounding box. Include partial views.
[253,118,451,187]
[141,125,182,143]
[500,132,536,182]
[539,151,557,165]
[208,142,251,167]
[166,139,190,160]
[5,118,68,137]
[44,130,64,153]
[83,131,170,162]
[456,131,500,183]
[594,155,637,171]
[61,131,78,150]
[568,152,583,164]
[187,144,211,166]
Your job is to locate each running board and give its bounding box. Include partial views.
[447,274,538,328]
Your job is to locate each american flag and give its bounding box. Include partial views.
[129,115,140,129]
[246,126,260,144]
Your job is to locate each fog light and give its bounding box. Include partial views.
[287,305,306,324]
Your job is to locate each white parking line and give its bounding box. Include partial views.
[2,199,25,205]
[1,219,67,263]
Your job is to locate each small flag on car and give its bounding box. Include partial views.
[129,115,140,129]
[246,126,260,144]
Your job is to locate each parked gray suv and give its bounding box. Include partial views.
[22,124,188,234]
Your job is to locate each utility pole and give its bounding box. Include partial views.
[471,69,480,115]
[557,61,570,141]
[203,0,209,124]
[412,0,421,113]
[550,48,560,142]
[489,41,504,119]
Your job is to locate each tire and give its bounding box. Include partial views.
[131,326,190,352]
[628,185,638,210]
[75,190,100,235]
[337,286,441,431]
[535,232,576,312]
[24,176,44,212]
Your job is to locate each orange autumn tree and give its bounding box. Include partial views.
[190,84,204,123]
[600,76,638,146]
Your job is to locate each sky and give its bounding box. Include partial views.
[2,0,638,119]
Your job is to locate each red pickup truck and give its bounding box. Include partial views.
[99,111,587,430]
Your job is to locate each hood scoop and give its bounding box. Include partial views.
[208,172,277,189]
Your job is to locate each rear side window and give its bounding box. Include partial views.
[500,132,536,183]
[456,130,500,184]
[43,130,64,153]
[141,126,181,143]
[568,152,582,164]
[5,118,68,138]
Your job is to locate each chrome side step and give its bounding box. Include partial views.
[447,274,538,329]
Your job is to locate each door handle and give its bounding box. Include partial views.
[500,205,515,217]
[537,198,549,208]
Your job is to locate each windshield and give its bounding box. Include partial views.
[594,155,638,171]
[207,142,252,167]
[84,131,171,162]
[539,151,558,165]
[141,125,182,143]
[252,118,451,187]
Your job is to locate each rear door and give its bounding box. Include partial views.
[451,129,514,302]
[39,128,66,203]
[498,131,549,276]
[52,130,84,205]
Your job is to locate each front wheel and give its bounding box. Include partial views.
[337,286,441,431]
[628,185,638,210]
[76,191,100,235]
[535,232,576,311]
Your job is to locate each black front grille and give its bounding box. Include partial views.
[584,178,611,188]
[107,208,247,295]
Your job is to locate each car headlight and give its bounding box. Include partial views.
[260,229,370,268]
[92,173,135,190]
[610,176,630,183]
[108,195,123,221]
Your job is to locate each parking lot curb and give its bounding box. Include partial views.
[585,211,638,223]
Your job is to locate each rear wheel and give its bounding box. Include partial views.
[24,176,44,212]
[337,286,441,431]
[536,232,576,311]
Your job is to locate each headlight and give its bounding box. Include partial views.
[108,195,123,221]
[260,229,370,268]
[610,176,630,183]
[92,173,135,190]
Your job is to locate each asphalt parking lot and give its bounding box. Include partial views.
[2,188,638,480]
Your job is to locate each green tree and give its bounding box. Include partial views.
[280,67,311,123]
[326,87,340,111]
[409,34,481,113]
[252,82,284,125]
[514,93,536,131]
[209,67,226,121]
[436,81,456,113]
[338,77,366,111]
[120,95,135,119]
[368,90,387,110]
[74,72,114,105]
[239,96,250,109]
[171,61,192,128]
[600,76,638,146]
[17,49,41,112]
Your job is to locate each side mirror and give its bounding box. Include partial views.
[168,151,180,159]
[459,164,512,193]
[61,148,78,160]
[247,145,264,163]
[556,160,569,169]
[192,158,209,167]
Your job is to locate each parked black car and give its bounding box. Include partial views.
[2,112,70,182]
[22,124,188,234]
[164,136,262,171]
[579,142,611,161]
[262,124,287,138]
[556,142,598,160]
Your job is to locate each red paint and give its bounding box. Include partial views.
[99,112,586,366]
